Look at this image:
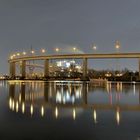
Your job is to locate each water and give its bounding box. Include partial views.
[0,80,140,140]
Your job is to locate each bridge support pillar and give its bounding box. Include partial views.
[82,58,88,80]
[21,60,26,79]
[10,62,16,79]
[139,58,140,80]
[44,59,49,78]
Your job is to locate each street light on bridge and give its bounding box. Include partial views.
[22,51,26,55]
[41,49,46,53]
[115,40,121,74]
[10,55,13,59]
[31,50,35,54]
[92,44,97,51]
[55,48,60,53]
[16,53,20,56]
[91,43,97,53]
[73,47,77,52]
[115,40,120,53]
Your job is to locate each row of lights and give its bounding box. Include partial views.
[10,47,77,60]
[10,49,41,59]
[10,41,120,60]
[9,45,98,60]
[91,41,120,51]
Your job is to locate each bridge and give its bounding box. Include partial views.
[8,53,140,80]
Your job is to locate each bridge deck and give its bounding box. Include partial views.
[9,53,140,62]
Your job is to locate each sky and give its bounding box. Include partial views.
[0,0,140,74]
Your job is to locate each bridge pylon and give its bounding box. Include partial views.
[44,59,49,79]
[9,62,16,79]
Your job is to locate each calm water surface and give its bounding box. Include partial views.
[0,80,140,140]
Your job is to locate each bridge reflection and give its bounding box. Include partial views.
[8,81,140,125]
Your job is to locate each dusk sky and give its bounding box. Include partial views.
[1,0,140,74]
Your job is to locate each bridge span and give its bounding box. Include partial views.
[8,53,140,80]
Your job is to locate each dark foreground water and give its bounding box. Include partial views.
[0,80,140,140]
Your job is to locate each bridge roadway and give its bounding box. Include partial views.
[8,53,140,79]
[8,53,140,62]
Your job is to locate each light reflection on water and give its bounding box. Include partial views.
[7,81,140,123]
[1,81,140,139]
[8,81,86,119]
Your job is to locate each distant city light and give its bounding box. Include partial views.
[71,60,75,63]
[116,73,123,77]
[56,60,77,68]
[66,62,70,67]
[75,65,81,69]
[0,76,5,80]
[105,73,112,77]
[57,61,62,67]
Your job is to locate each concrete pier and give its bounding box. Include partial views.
[82,58,88,80]
[44,59,49,78]
[139,58,140,80]
[10,62,16,79]
[21,60,26,78]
